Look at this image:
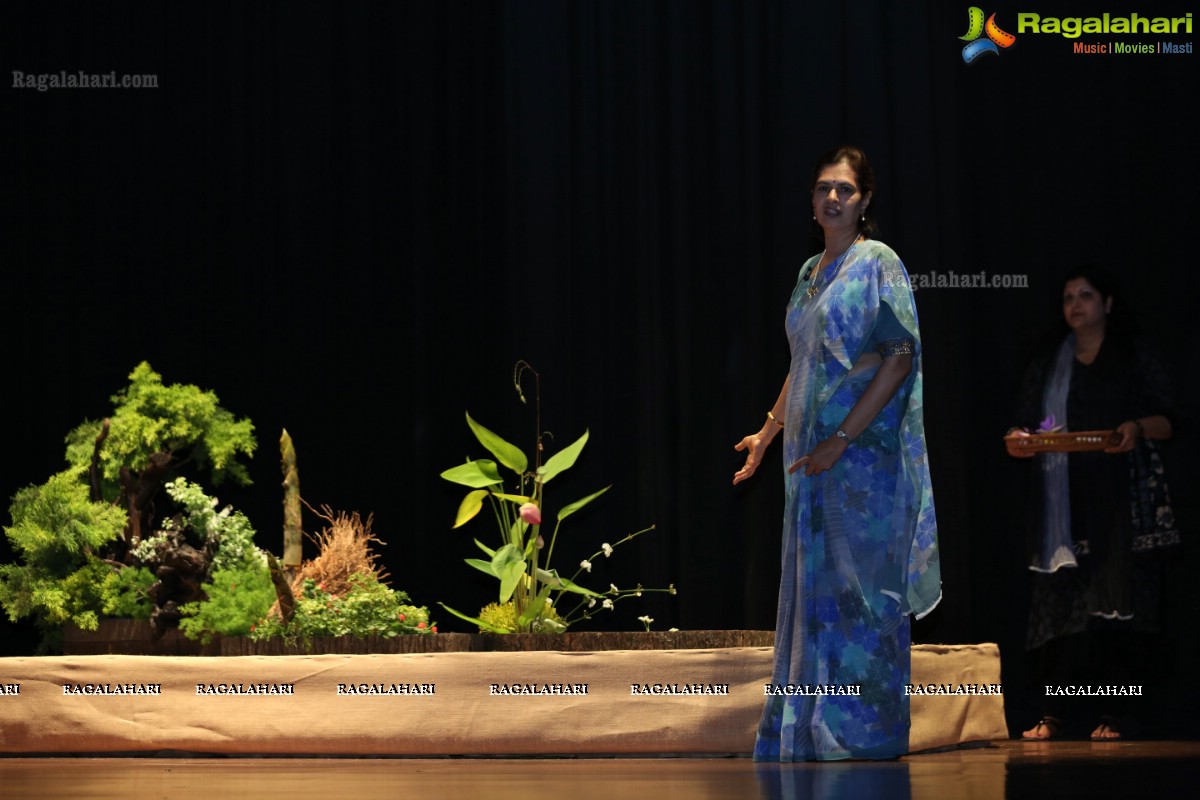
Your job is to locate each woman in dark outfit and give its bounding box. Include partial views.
[1007,268,1178,740]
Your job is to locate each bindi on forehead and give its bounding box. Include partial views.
[814,164,861,193]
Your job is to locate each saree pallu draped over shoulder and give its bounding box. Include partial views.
[754,240,941,762]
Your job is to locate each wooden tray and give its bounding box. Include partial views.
[1004,429,1119,453]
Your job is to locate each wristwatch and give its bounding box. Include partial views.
[834,429,851,442]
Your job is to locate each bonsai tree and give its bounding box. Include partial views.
[0,362,256,645]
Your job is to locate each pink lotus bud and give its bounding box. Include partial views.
[519,503,542,525]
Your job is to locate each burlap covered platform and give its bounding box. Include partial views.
[0,643,1007,755]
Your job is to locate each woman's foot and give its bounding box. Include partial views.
[1022,716,1062,740]
[1091,717,1122,740]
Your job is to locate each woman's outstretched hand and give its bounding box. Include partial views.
[733,433,770,485]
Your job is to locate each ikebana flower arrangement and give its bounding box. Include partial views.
[439,361,675,634]
[0,362,435,653]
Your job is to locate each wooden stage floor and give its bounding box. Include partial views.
[3,741,1199,799]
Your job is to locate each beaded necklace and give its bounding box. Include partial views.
[806,236,861,299]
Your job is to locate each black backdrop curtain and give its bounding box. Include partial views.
[3,0,1197,729]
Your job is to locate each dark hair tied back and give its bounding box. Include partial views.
[811,145,877,239]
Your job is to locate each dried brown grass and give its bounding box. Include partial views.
[291,504,390,596]
[264,504,390,620]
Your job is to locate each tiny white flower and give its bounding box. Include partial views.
[588,598,596,608]
[610,584,619,594]
[638,616,653,624]
[602,599,614,610]
[601,543,613,557]
[580,559,592,572]
[669,627,679,632]
[635,590,642,597]
[669,584,677,596]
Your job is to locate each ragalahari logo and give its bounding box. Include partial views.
[959,7,1017,63]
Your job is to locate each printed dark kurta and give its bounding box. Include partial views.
[1016,333,1178,650]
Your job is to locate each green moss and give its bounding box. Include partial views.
[250,573,435,642]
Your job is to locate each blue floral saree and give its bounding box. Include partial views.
[754,239,941,762]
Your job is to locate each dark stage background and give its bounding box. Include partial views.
[3,1,1197,734]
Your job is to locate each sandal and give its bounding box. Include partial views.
[1090,716,1122,741]
[1022,715,1062,740]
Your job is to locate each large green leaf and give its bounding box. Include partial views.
[492,544,527,603]
[467,413,528,475]
[557,485,610,521]
[438,602,510,634]
[440,459,503,488]
[498,561,526,603]
[452,489,489,528]
[465,558,498,578]
[539,429,589,483]
[492,492,532,505]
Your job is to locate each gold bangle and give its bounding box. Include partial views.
[768,411,784,429]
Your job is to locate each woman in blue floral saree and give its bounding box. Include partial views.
[734,146,940,761]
